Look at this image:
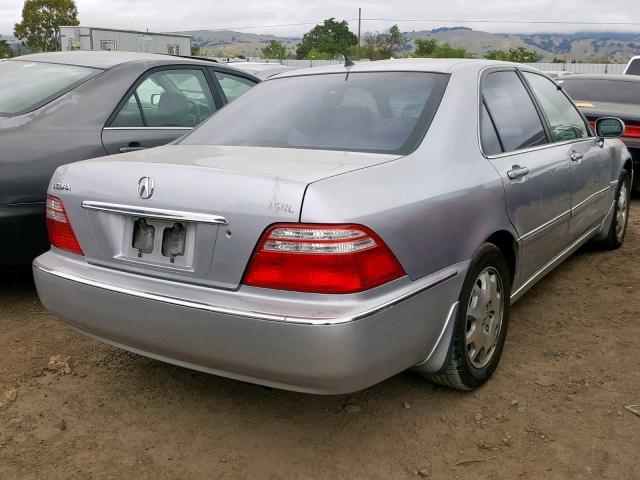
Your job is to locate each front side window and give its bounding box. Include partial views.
[212,71,256,103]
[110,69,217,128]
[482,71,548,153]
[0,61,99,116]
[523,72,588,142]
[183,72,449,155]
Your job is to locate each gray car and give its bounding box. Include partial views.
[33,59,632,394]
[0,51,258,266]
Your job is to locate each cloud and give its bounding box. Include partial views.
[2,0,640,36]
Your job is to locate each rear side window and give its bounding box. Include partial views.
[0,60,99,116]
[212,71,256,102]
[110,69,217,128]
[182,72,449,155]
[482,71,548,153]
[523,72,589,142]
[626,59,640,76]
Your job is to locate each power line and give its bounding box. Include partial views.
[205,17,640,31]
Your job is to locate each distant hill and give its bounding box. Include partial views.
[180,26,640,62]
[3,26,639,62]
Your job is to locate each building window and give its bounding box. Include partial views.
[100,40,117,51]
[168,44,181,55]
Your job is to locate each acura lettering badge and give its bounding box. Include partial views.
[137,177,154,199]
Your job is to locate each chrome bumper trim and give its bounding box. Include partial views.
[81,201,229,225]
[33,261,458,326]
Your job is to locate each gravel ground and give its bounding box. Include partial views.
[1,202,639,480]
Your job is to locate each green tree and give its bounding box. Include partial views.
[484,47,540,62]
[0,40,14,58]
[191,45,201,56]
[262,40,287,59]
[14,0,79,52]
[296,18,357,59]
[362,24,405,60]
[412,38,471,58]
[413,38,438,57]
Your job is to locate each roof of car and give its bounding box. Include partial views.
[7,51,223,70]
[272,58,517,79]
[559,74,640,82]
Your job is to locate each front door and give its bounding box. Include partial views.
[481,69,573,283]
[520,71,612,239]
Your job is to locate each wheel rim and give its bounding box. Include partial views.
[465,267,504,369]
[616,181,629,243]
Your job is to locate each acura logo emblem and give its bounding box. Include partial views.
[137,177,154,199]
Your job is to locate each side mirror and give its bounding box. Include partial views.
[595,117,625,138]
[150,93,161,107]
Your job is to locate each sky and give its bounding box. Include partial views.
[2,0,640,37]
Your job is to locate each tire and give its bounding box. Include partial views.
[424,243,511,391]
[597,170,631,250]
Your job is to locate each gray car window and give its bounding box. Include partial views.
[560,78,640,106]
[0,61,98,116]
[111,69,217,128]
[482,71,548,153]
[182,72,449,155]
[523,72,589,142]
[480,103,503,156]
[212,71,256,102]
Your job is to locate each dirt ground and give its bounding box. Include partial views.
[1,203,639,480]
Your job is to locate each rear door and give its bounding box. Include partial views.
[521,71,611,239]
[481,69,573,282]
[102,65,223,154]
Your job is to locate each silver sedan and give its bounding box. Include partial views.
[33,59,632,394]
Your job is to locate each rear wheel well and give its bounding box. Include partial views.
[485,231,517,282]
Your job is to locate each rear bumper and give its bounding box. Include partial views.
[0,202,48,266]
[33,251,467,394]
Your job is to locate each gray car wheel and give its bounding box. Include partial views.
[424,243,511,391]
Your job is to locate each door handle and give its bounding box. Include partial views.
[507,165,530,180]
[119,146,148,153]
[570,151,584,162]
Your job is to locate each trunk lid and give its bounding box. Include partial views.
[52,144,399,289]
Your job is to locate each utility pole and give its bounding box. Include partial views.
[357,7,362,60]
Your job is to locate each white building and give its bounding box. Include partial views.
[59,26,191,55]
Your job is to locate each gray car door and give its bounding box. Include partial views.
[481,69,573,283]
[520,71,612,239]
[102,66,222,154]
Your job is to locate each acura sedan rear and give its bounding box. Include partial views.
[33,59,632,394]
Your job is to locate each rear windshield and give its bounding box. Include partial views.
[181,72,449,154]
[560,78,640,106]
[0,60,99,116]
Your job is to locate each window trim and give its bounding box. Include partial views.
[100,40,117,51]
[519,70,592,143]
[477,66,596,160]
[104,64,225,129]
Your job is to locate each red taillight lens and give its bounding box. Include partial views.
[624,125,640,138]
[243,224,406,294]
[46,195,83,255]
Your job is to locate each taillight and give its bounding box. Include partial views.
[46,195,83,255]
[243,224,406,294]
[624,125,640,138]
